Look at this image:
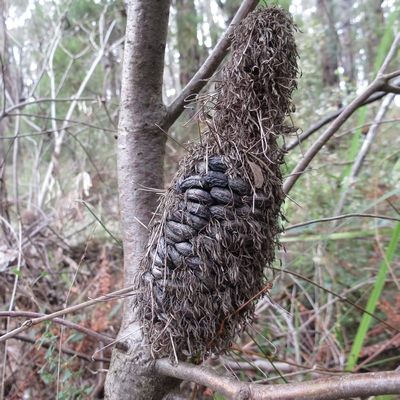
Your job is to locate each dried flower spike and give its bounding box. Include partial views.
[133,5,300,361]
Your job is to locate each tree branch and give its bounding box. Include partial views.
[164,0,259,128]
[283,55,400,195]
[0,330,111,363]
[156,360,400,400]
[0,287,132,343]
[285,90,388,151]
[285,31,400,161]
[285,213,400,231]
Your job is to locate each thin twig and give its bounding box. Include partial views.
[0,287,133,343]
[285,213,400,231]
[270,267,400,333]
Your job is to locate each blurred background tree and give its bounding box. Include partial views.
[0,0,399,398]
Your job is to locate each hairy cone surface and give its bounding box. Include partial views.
[133,5,299,360]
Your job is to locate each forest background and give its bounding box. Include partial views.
[0,0,400,398]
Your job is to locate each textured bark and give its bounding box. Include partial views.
[104,1,180,398]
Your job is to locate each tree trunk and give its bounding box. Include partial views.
[341,0,354,86]
[176,0,201,88]
[317,0,339,87]
[104,1,180,398]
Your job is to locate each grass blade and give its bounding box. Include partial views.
[346,221,400,370]
[78,200,123,248]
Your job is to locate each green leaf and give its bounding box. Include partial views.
[62,368,72,383]
[12,269,22,278]
[31,270,47,287]
[346,222,400,370]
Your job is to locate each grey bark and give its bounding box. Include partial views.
[104,1,180,398]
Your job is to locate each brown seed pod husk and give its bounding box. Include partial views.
[133,5,299,361]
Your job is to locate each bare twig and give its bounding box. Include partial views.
[0,311,116,345]
[0,97,95,119]
[0,287,133,343]
[38,22,124,207]
[285,213,400,231]
[333,85,397,219]
[0,330,111,363]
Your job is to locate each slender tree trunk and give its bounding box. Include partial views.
[176,0,201,88]
[317,0,339,87]
[104,1,180,398]
[341,0,354,86]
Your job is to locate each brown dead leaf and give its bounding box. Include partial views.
[248,161,264,188]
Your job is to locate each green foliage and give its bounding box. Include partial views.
[35,324,93,399]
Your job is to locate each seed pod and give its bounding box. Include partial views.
[203,171,228,188]
[170,209,208,231]
[175,177,183,194]
[210,187,243,206]
[175,241,194,256]
[180,175,209,192]
[186,188,214,205]
[150,249,166,268]
[243,193,271,209]
[185,256,201,270]
[151,265,164,279]
[236,204,264,219]
[156,236,167,259]
[180,200,211,220]
[209,205,235,221]
[167,244,183,268]
[228,177,252,195]
[134,5,299,362]
[166,221,197,242]
[208,156,228,172]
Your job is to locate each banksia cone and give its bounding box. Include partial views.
[133,5,299,360]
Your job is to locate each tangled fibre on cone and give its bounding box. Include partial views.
[133,5,300,361]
